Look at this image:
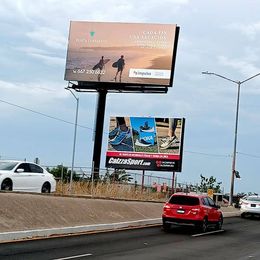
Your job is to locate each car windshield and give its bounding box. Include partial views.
[247,197,260,202]
[0,162,18,170]
[169,195,200,206]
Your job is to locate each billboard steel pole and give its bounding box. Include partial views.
[92,88,107,179]
[202,71,260,205]
[171,171,176,194]
[141,170,145,192]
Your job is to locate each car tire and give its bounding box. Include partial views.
[199,218,208,233]
[215,215,223,230]
[1,179,13,191]
[162,221,171,232]
[241,213,246,218]
[41,182,51,193]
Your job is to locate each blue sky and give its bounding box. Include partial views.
[0,0,260,194]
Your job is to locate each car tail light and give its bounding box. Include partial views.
[163,204,171,213]
[163,204,171,209]
[190,208,200,215]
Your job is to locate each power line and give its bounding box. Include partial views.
[0,99,93,131]
[237,152,260,159]
[184,150,231,158]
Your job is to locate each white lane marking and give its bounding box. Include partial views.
[192,229,225,237]
[53,253,92,260]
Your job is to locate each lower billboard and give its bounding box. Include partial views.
[106,117,185,172]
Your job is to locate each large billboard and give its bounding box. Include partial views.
[64,21,179,87]
[106,117,185,172]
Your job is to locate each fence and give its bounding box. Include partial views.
[45,165,200,201]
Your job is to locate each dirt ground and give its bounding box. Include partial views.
[0,192,163,232]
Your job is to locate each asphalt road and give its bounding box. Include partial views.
[0,217,259,260]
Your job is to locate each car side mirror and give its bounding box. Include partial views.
[16,168,24,173]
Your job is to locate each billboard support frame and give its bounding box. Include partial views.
[70,81,169,94]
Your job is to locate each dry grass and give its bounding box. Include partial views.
[56,181,168,202]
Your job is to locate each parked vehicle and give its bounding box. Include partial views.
[240,195,260,218]
[0,160,56,193]
[162,193,223,232]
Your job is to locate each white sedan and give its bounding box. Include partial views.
[0,160,56,193]
[240,195,260,218]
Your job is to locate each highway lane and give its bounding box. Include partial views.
[0,217,260,259]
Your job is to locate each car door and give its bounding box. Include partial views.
[206,197,220,222]
[28,163,45,192]
[13,163,34,191]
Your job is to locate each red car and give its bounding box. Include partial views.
[162,193,223,232]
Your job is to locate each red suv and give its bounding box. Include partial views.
[162,193,223,232]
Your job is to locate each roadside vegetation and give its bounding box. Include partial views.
[47,166,224,202]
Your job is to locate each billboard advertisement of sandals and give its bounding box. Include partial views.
[64,21,178,86]
[106,117,185,172]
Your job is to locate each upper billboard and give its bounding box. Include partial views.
[106,117,185,172]
[64,21,179,87]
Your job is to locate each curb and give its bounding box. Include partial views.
[0,218,161,243]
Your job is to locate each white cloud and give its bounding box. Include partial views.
[0,80,67,101]
[29,52,65,66]
[15,46,49,55]
[226,22,260,40]
[26,27,67,50]
[14,46,65,66]
[218,56,260,80]
[1,0,189,27]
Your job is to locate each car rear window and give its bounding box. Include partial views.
[169,195,200,206]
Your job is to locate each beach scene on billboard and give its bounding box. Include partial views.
[107,116,183,155]
[64,21,177,86]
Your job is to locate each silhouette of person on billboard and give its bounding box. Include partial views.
[114,55,125,83]
[93,56,106,82]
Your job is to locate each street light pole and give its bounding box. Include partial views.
[65,87,79,193]
[202,71,260,205]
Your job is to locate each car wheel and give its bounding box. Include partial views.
[162,221,171,232]
[215,215,223,230]
[200,218,208,233]
[241,213,246,218]
[1,179,13,191]
[41,182,51,193]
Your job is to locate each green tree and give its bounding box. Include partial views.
[198,174,222,193]
[104,169,133,183]
[47,165,80,182]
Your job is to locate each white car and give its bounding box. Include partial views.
[240,195,260,218]
[0,160,56,193]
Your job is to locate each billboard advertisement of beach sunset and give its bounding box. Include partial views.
[106,117,185,172]
[64,21,178,87]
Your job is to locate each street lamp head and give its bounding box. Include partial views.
[202,71,214,75]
